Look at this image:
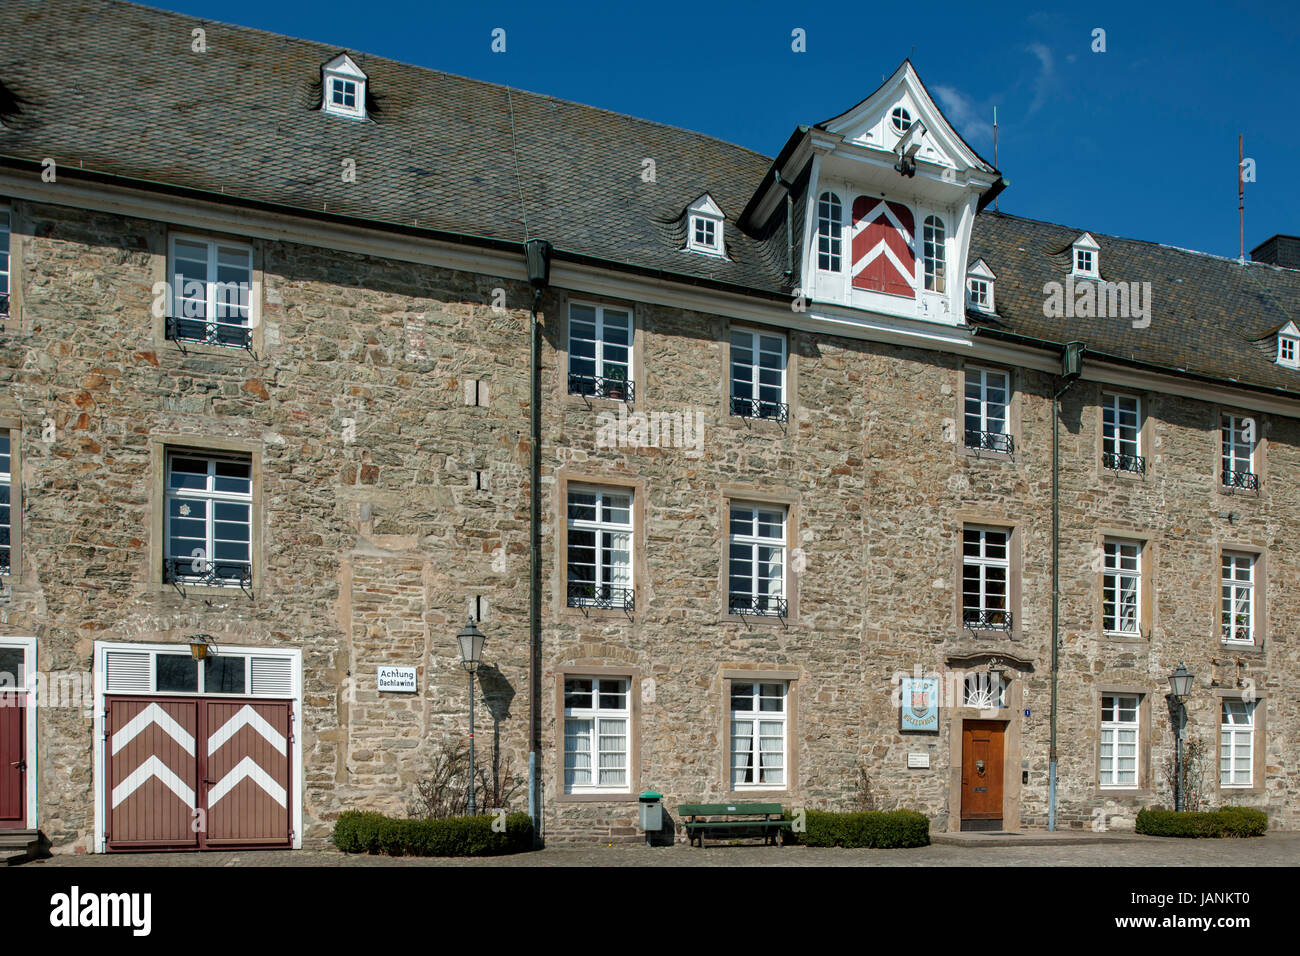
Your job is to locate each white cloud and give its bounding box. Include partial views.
[1026,42,1056,116]
[934,84,994,145]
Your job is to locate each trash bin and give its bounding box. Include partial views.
[638,790,663,832]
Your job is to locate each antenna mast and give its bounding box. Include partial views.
[1239,134,1245,261]
[993,106,999,212]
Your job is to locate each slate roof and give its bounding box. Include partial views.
[2,0,1300,398]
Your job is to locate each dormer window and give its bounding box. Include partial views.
[322,54,367,120]
[1276,322,1300,368]
[966,259,996,313]
[685,194,725,257]
[1071,232,1100,278]
[891,106,912,133]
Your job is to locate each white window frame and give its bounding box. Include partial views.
[963,672,1006,709]
[565,485,633,608]
[923,215,946,293]
[562,676,630,794]
[728,502,787,617]
[967,277,991,311]
[964,367,1011,451]
[1100,694,1140,789]
[321,54,367,120]
[1103,539,1142,635]
[890,106,912,133]
[0,636,37,829]
[1072,234,1101,279]
[816,191,843,273]
[0,205,10,317]
[566,302,633,399]
[1278,335,1299,368]
[164,450,254,588]
[962,526,1011,629]
[730,680,787,790]
[1220,699,1255,788]
[1221,414,1255,484]
[1102,393,1142,467]
[729,328,787,420]
[1221,552,1255,645]
[166,234,256,346]
[0,430,11,577]
[685,195,725,257]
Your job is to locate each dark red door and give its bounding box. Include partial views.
[961,720,1005,826]
[0,692,25,828]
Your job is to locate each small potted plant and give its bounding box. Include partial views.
[604,366,628,400]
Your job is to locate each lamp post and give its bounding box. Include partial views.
[457,616,486,816]
[1167,662,1194,811]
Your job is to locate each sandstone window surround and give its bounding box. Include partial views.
[1094,530,1154,643]
[1219,412,1263,493]
[961,525,1012,633]
[720,668,799,799]
[1099,693,1141,789]
[1221,551,1256,645]
[1214,687,1266,794]
[720,487,800,625]
[1100,391,1146,476]
[567,301,634,402]
[148,436,264,596]
[728,326,788,422]
[0,420,20,584]
[553,664,641,804]
[816,190,844,273]
[960,365,1015,457]
[553,472,645,621]
[153,229,264,356]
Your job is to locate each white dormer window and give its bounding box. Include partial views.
[966,259,996,313]
[322,54,367,120]
[1276,322,1300,368]
[685,194,725,257]
[1071,232,1100,278]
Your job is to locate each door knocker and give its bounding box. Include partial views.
[975,759,986,776]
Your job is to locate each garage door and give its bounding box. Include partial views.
[106,696,291,851]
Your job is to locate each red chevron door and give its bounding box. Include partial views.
[107,698,200,849]
[203,700,291,847]
[851,197,916,297]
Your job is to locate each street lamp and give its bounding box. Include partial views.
[457,616,486,816]
[1167,662,1194,811]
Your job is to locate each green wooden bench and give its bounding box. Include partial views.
[677,802,791,847]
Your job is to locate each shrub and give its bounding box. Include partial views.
[787,809,930,848]
[1135,806,1267,838]
[333,810,534,856]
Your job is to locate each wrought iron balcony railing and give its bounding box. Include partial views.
[166,315,253,350]
[165,557,252,590]
[568,372,634,402]
[730,397,789,423]
[1103,452,1146,474]
[728,594,788,618]
[567,582,635,612]
[1222,469,1259,491]
[963,608,1013,631]
[965,429,1014,454]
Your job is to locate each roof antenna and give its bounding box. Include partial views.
[1238,134,1245,262]
[507,87,530,241]
[993,106,999,212]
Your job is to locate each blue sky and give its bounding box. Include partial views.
[147,0,1299,258]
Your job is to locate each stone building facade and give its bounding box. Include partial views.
[0,0,1296,852]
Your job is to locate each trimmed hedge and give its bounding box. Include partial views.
[1135,806,1267,838]
[787,809,930,848]
[333,810,534,856]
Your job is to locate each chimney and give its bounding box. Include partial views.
[1249,235,1300,269]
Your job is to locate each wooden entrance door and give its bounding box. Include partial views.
[0,642,28,829]
[961,720,1005,829]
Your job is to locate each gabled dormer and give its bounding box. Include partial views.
[966,258,996,314]
[321,54,367,120]
[740,61,1003,330]
[1071,232,1100,279]
[1275,321,1300,368]
[684,194,725,257]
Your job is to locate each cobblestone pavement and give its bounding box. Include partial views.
[22,832,1300,867]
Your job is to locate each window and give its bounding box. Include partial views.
[165,451,253,588]
[1220,699,1255,788]
[890,106,912,133]
[729,503,786,617]
[0,432,10,576]
[1221,552,1255,645]
[1072,234,1100,278]
[730,681,786,789]
[0,206,10,317]
[567,303,633,401]
[167,236,254,349]
[563,677,629,793]
[685,195,725,256]
[816,192,843,272]
[1221,415,1258,489]
[1075,249,1093,274]
[693,216,717,250]
[321,54,366,119]
[1103,540,1142,635]
[962,527,1011,630]
[730,328,787,421]
[566,486,633,610]
[1102,393,1144,473]
[1100,695,1140,788]
[102,644,293,697]
[923,215,946,293]
[963,672,1005,709]
[1278,335,1299,368]
[964,368,1012,453]
[967,277,990,311]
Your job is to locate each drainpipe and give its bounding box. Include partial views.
[1050,342,1085,831]
[523,238,552,845]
